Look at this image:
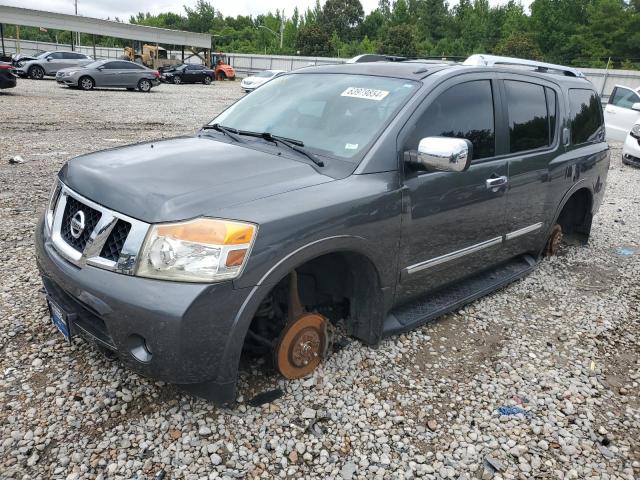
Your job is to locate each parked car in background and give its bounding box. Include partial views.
[622,123,640,167]
[15,51,93,80]
[56,60,160,92]
[0,61,17,89]
[161,64,215,85]
[11,50,47,66]
[604,85,640,142]
[36,56,609,404]
[240,69,285,92]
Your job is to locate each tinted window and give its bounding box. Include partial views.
[408,80,495,160]
[188,65,204,70]
[569,89,604,145]
[546,87,557,145]
[505,81,549,153]
[122,62,144,70]
[48,52,64,59]
[609,87,640,109]
[62,52,85,59]
[102,62,119,70]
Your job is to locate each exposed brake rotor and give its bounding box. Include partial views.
[275,313,329,379]
[545,224,563,256]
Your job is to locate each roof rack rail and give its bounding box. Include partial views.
[463,54,585,78]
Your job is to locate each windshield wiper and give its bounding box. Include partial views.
[201,123,244,143]
[241,131,324,167]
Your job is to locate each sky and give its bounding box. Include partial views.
[1,0,534,21]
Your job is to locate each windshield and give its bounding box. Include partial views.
[36,51,50,58]
[255,70,276,78]
[212,73,418,161]
[83,60,106,69]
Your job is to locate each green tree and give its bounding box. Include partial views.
[495,32,543,59]
[380,24,418,56]
[322,0,365,41]
[296,24,332,56]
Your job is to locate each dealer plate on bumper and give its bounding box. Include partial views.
[48,298,72,342]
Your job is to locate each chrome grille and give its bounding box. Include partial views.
[48,184,149,274]
[61,196,102,251]
[100,220,131,262]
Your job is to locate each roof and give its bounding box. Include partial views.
[296,61,452,80]
[0,5,211,49]
[297,60,594,88]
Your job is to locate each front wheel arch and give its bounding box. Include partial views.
[217,242,388,387]
[78,75,95,90]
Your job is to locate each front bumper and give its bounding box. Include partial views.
[56,76,78,86]
[35,216,252,403]
[622,132,640,167]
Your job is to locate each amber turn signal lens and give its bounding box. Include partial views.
[226,249,247,267]
[156,219,255,246]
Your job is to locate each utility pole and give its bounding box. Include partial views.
[280,16,284,50]
[0,24,5,59]
[73,0,78,52]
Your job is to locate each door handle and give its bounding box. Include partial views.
[486,176,508,191]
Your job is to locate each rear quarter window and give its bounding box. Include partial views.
[569,89,604,145]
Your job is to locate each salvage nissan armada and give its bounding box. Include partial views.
[36,55,609,404]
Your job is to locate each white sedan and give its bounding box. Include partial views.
[604,85,640,142]
[240,70,285,92]
[622,123,640,167]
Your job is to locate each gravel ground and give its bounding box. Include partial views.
[0,79,638,480]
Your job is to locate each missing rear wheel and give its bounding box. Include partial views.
[545,224,563,256]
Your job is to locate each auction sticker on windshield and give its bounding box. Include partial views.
[341,87,389,101]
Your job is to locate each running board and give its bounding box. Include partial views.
[383,255,537,337]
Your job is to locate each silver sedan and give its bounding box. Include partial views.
[56,59,160,92]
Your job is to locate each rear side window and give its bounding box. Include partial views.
[609,87,640,109]
[48,52,64,59]
[569,89,604,145]
[408,80,495,160]
[62,52,86,59]
[504,80,549,153]
[122,62,144,70]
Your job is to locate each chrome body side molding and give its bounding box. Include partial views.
[404,222,544,276]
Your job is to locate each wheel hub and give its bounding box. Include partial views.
[545,224,563,256]
[275,313,328,379]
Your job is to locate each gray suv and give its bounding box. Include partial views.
[36,56,610,404]
[15,50,93,79]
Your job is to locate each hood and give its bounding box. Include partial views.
[60,136,334,224]
[243,76,266,85]
[57,66,85,74]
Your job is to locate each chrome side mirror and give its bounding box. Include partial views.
[632,102,640,112]
[406,137,473,172]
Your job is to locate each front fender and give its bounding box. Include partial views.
[215,234,391,385]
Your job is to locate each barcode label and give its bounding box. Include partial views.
[341,87,389,101]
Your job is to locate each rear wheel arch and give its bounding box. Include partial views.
[552,186,594,246]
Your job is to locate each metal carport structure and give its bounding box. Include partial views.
[0,5,211,63]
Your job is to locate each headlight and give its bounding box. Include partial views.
[65,70,77,76]
[631,125,640,139]
[46,178,62,231]
[137,218,257,283]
